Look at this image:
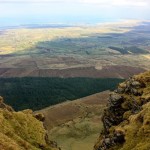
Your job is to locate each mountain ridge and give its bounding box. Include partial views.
[94,71,150,150]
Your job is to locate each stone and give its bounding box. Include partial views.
[131,88,141,96]
[131,81,141,88]
[109,93,123,106]
[116,87,125,94]
[119,83,127,89]
[113,130,125,143]
[34,113,45,122]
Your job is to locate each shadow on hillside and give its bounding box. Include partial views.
[5,22,150,57]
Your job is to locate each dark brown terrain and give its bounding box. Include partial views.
[0,65,145,78]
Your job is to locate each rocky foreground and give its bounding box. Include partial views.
[0,96,60,150]
[94,71,150,150]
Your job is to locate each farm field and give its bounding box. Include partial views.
[0,20,150,78]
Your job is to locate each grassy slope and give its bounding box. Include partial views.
[36,91,109,150]
[118,102,150,150]
[94,71,150,150]
[0,98,59,150]
[118,72,150,150]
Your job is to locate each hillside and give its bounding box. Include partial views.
[1,71,150,150]
[0,96,60,150]
[94,71,150,150]
[0,66,145,78]
[36,91,109,150]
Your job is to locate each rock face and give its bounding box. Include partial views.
[94,71,150,150]
[0,98,60,150]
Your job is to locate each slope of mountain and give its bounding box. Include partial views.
[1,71,150,150]
[0,66,145,78]
[0,96,60,150]
[94,71,150,150]
[36,91,109,150]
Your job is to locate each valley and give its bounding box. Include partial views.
[0,20,150,150]
[0,1,150,150]
[0,20,150,78]
[36,91,109,150]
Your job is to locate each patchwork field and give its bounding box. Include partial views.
[0,20,150,78]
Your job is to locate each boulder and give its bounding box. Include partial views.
[34,113,45,122]
[109,93,124,107]
[131,81,141,88]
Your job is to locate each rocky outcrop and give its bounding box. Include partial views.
[33,113,45,122]
[0,97,60,150]
[94,71,150,150]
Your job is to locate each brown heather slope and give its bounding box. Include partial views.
[0,65,145,78]
[0,96,60,150]
[36,91,109,150]
[94,71,150,150]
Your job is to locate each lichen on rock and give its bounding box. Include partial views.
[94,71,150,150]
[0,97,60,150]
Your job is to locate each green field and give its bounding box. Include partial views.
[1,21,150,57]
[0,21,150,76]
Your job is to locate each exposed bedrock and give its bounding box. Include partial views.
[94,71,150,150]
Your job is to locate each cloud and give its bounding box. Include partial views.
[112,0,148,7]
[81,0,149,7]
[0,0,149,7]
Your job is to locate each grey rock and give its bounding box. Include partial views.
[131,81,141,88]
[109,93,123,106]
[117,87,125,94]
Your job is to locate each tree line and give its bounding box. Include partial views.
[0,77,124,111]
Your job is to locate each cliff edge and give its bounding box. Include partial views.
[94,71,150,150]
[0,96,60,150]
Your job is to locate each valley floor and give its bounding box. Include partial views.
[36,91,109,150]
[0,21,150,78]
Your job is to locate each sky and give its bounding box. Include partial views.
[0,0,150,26]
